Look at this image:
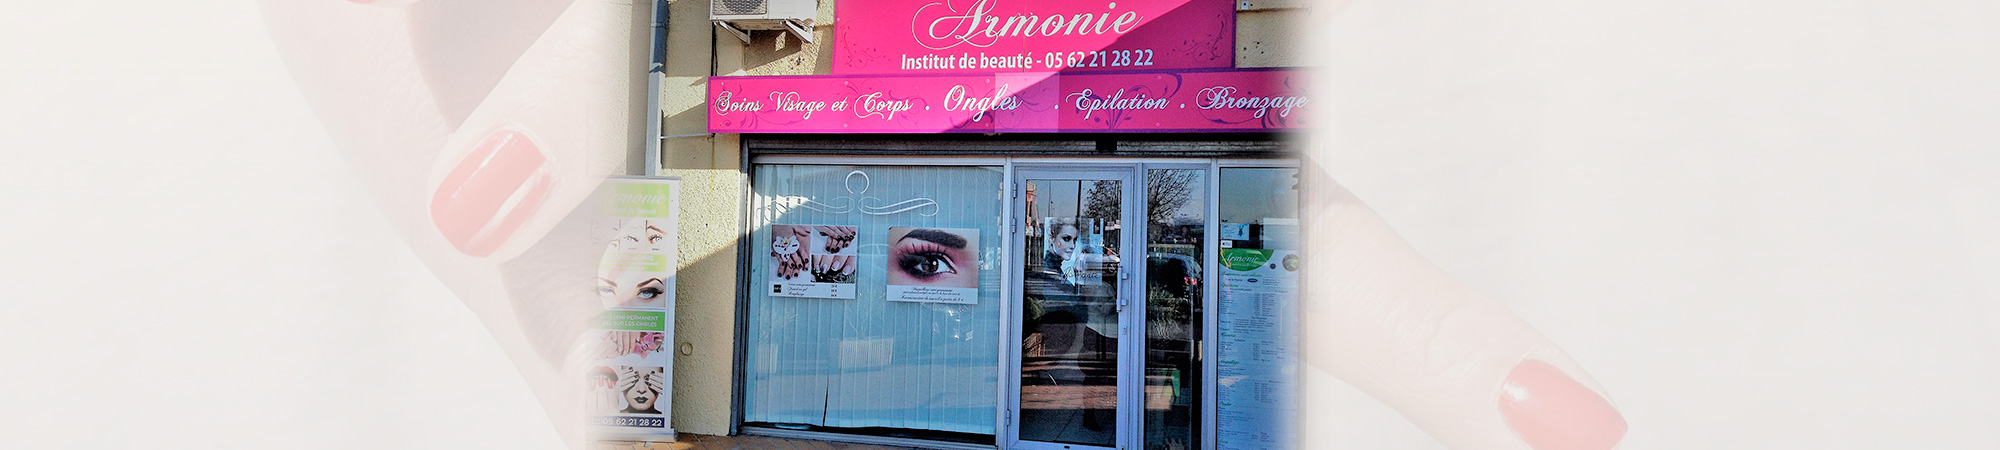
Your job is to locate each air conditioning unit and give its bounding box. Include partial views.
[712,0,816,44]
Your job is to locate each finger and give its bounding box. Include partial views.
[261,0,606,258]
[264,2,634,445]
[1295,157,1627,450]
[418,2,638,260]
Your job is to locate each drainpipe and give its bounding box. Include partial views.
[643,0,668,176]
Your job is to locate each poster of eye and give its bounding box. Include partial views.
[769,224,859,299]
[595,177,679,311]
[886,227,981,304]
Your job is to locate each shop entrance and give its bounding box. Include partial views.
[1008,167,1138,450]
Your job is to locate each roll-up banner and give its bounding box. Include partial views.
[586,177,680,440]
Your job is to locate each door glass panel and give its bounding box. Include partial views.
[1020,178,1123,447]
[1143,169,1204,450]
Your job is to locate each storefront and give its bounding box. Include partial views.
[728,138,1300,450]
[671,1,1310,449]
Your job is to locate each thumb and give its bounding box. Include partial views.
[1297,157,1628,450]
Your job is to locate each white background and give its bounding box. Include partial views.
[1306,0,2000,449]
[3,1,1997,449]
[0,2,561,448]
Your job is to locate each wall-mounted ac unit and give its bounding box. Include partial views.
[712,0,815,44]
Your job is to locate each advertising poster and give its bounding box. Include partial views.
[885,226,981,304]
[769,224,859,299]
[1215,248,1299,450]
[589,177,678,440]
[1042,218,1105,286]
[596,178,680,310]
[584,311,672,432]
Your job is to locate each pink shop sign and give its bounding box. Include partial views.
[832,0,1234,74]
[707,68,1310,134]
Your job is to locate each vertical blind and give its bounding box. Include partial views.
[746,164,1005,435]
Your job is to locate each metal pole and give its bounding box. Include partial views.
[643,0,669,176]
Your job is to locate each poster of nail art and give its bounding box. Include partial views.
[585,311,673,435]
[769,224,859,299]
[885,227,981,304]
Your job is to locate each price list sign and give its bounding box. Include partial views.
[1215,249,1299,450]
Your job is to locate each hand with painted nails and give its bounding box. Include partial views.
[645,370,666,396]
[817,226,857,253]
[584,367,620,415]
[1297,159,1627,450]
[809,254,856,282]
[259,0,645,445]
[613,366,638,394]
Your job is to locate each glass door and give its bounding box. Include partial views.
[1009,167,1137,450]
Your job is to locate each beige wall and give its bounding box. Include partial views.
[657,0,1306,436]
[657,0,738,437]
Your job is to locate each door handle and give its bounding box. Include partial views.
[1116,269,1132,317]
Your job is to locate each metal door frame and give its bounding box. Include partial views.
[1003,164,1143,450]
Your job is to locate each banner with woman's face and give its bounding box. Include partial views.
[886,227,980,304]
[1043,218,1103,284]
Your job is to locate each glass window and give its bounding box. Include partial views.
[1213,167,1300,450]
[744,165,1004,437]
[1144,168,1205,450]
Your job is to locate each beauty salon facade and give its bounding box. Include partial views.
[654,1,1310,449]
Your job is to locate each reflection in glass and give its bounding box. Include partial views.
[1214,168,1300,450]
[1217,168,1300,251]
[1020,179,1122,447]
[1144,169,1204,450]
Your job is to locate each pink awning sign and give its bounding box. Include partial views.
[707,68,1310,134]
[832,0,1234,74]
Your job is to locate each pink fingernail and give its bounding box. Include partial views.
[1499,360,1627,450]
[429,128,553,257]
